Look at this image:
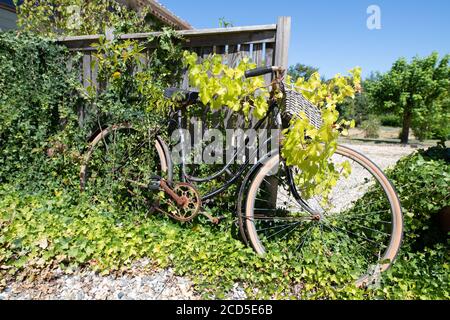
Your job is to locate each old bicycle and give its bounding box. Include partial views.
[80,66,403,286]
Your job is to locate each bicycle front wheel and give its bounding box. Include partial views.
[243,145,403,287]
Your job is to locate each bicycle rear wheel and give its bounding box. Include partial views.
[243,145,403,286]
[80,124,169,206]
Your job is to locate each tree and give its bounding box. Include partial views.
[367,52,450,144]
[288,63,319,81]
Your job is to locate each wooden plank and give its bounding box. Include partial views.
[82,53,91,88]
[215,45,227,64]
[90,54,99,91]
[181,31,275,48]
[252,43,263,66]
[274,16,291,69]
[264,42,275,84]
[119,24,277,39]
[59,17,292,128]
[181,71,190,89]
[201,46,213,59]
[137,54,146,73]
[66,59,73,72]
[105,27,115,41]
[240,44,251,59]
[215,45,226,55]
[227,45,239,68]
[79,53,91,126]
[59,27,277,50]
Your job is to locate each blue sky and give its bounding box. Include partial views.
[161,0,450,79]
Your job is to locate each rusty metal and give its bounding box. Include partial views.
[201,211,220,225]
[160,180,186,206]
[155,182,201,223]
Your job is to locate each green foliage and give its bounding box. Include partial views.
[0,32,82,186]
[1,146,449,299]
[338,80,371,126]
[14,0,156,37]
[361,116,381,138]
[282,69,360,201]
[0,27,184,191]
[379,114,401,127]
[375,245,449,300]
[367,52,450,143]
[183,52,270,119]
[386,144,449,249]
[412,94,450,141]
[0,32,448,300]
[288,63,319,81]
[81,29,183,133]
[218,18,234,28]
[352,144,450,299]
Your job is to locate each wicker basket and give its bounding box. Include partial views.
[282,88,322,129]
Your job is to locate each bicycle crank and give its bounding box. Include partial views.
[156,180,202,223]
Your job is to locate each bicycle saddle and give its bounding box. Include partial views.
[164,88,199,105]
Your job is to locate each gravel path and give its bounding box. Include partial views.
[341,143,418,170]
[328,143,418,212]
[0,144,417,300]
[0,260,199,300]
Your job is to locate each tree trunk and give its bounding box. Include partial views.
[400,109,413,144]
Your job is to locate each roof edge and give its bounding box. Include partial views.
[0,3,16,13]
[146,0,192,30]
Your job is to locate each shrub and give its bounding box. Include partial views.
[338,92,370,126]
[386,143,450,249]
[351,143,450,299]
[379,114,401,127]
[360,116,381,138]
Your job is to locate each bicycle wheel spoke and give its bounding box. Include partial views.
[321,222,379,265]
[250,215,312,222]
[256,221,299,233]
[265,222,301,240]
[321,218,385,248]
[294,224,315,253]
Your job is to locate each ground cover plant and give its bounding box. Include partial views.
[0,32,449,299]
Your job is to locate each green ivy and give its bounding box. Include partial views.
[0,32,448,300]
[14,0,158,37]
[0,32,82,187]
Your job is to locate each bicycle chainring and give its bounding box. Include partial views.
[156,182,202,222]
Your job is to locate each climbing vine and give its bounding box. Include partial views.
[184,52,270,119]
[13,0,158,37]
[282,69,361,201]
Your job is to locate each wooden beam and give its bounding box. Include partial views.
[274,16,291,70]
[58,24,276,43]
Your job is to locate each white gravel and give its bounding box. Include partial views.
[329,143,417,212]
[340,143,418,170]
[0,144,417,300]
[0,263,199,300]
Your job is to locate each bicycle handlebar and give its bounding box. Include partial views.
[245,66,283,78]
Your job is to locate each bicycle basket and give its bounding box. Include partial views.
[282,88,323,129]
